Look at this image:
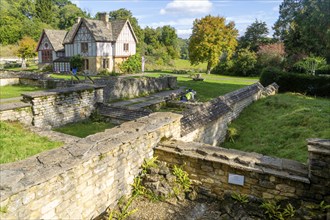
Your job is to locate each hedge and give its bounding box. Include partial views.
[260,67,330,97]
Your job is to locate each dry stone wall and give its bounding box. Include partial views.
[21,85,104,128]
[0,102,33,125]
[155,139,330,203]
[180,83,279,145]
[94,76,177,102]
[0,112,182,219]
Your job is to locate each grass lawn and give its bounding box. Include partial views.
[3,63,39,71]
[173,59,207,70]
[0,85,44,99]
[53,119,115,138]
[144,72,258,102]
[221,93,330,163]
[0,121,63,164]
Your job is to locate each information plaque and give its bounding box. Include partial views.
[228,173,245,186]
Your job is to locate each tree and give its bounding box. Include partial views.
[239,19,271,51]
[273,0,330,61]
[257,43,286,68]
[35,0,54,25]
[69,55,84,71]
[188,15,238,74]
[58,4,86,29]
[232,48,257,76]
[294,56,327,75]
[16,36,37,68]
[108,8,143,49]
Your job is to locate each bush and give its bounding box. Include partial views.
[119,54,141,74]
[260,66,282,87]
[211,60,233,75]
[260,67,330,97]
[172,69,189,74]
[69,55,84,71]
[315,65,330,75]
[231,48,258,76]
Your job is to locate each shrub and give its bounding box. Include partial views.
[211,60,233,75]
[231,48,258,76]
[172,69,189,74]
[69,55,84,71]
[257,43,286,68]
[119,54,141,74]
[315,64,330,75]
[259,66,282,86]
[260,67,330,97]
[294,56,327,75]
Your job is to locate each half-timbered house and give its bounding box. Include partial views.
[36,13,138,73]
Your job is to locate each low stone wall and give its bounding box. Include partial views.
[0,78,20,86]
[0,102,33,125]
[180,83,278,145]
[155,139,330,202]
[0,112,182,219]
[94,76,178,102]
[21,85,104,128]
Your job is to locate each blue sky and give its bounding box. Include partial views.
[73,0,282,39]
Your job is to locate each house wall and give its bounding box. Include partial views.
[64,44,74,57]
[72,23,96,57]
[0,112,182,219]
[114,23,136,57]
[38,35,56,63]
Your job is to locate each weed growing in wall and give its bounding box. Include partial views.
[172,164,191,193]
[260,200,295,220]
[107,196,137,220]
[231,192,249,204]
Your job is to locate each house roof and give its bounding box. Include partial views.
[63,18,137,44]
[39,29,68,51]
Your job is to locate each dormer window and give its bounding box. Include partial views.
[124,43,129,52]
[81,43,88,53]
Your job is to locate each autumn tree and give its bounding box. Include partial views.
[188,15,238,74]
[17,36,37,68]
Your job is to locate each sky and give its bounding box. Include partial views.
[72,0,282,39]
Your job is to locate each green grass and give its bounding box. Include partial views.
[0,121,63,164]
[222,93,330,163]
[0,85,44,99]
[144,72,258,102]
[3,63,39,71]
[173,59,207,70]
[53,119,115,138]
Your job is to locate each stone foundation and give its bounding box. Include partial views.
[0,112,182,219]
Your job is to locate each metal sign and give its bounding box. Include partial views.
[228,173,245,186]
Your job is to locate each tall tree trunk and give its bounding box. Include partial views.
[207,61,211,74]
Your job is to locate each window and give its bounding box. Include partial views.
[41,50,52,63]
[102,59,109,69]
[84,59,89,70]
[123,43,129,52]
[81,43,88,53]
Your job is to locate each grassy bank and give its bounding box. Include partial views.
[0,85,44,99]
[53,119,115,138]
[145,72,258,102]
[0,121,63,164]
[221,93,330,163]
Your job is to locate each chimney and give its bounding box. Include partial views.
[77,17,81,23]
[99,12,109,23]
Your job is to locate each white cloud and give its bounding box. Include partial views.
[160,0,212,15]
[176,29,192,35]
[148,18,195,28]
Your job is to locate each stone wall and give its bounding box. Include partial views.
[180,83,278,145]
[155,139,330,202]
[0,112,182,219]
[0,102,33,125]
[21,85,104,128]
[0,78,20,86]
[94,76,178,102]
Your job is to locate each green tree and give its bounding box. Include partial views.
[239,19,271,51]
[274,0,330,61]
[188,15,238,74]
[159,25,179,59]
[58,4,86,29]
[16,36,37,68]
[35,0,54,25]
[178,38,189,59]
[232,48,257,76]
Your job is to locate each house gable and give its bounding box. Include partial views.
[36,32,54,52]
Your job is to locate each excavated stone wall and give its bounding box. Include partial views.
[0,112,182,219]
[155,139,330,203]
[180,83,279,145]
[21,85,104,128]
[0,103,33,125]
